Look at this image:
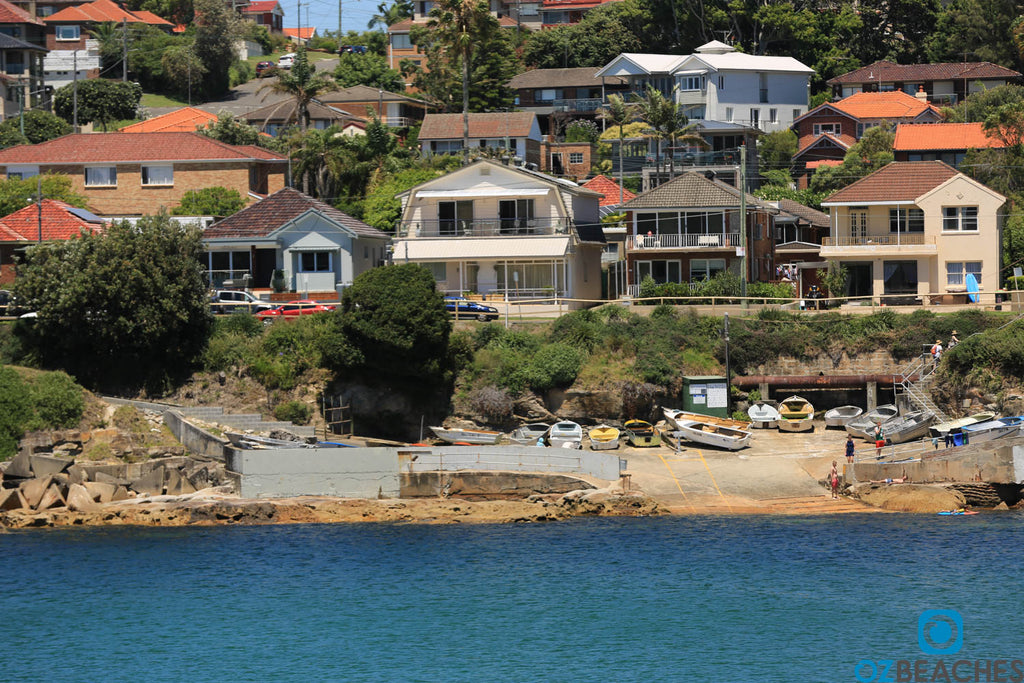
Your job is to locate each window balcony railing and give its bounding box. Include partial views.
[204,269,252,289]
[396,218,572,238]
[822,234,932,247]
[644,149,741,168]
[626,232,741,250]
[384,116,415,127]
[552,97,603,113]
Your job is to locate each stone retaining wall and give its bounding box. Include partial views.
[753,350,903,377]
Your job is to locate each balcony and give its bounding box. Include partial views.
[396,217,572,238]
[626,232,740,251]
[645,149,741,169]
[551,97,603,113]
[820,233,937,257]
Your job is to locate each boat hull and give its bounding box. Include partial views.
[747,403,780,430]
[674,421,751,450]
[429,426,503,445]
[663,407,750,432]
[548,422,583,449]
[824,405,863,428]
[590,437,620,450]
[880,412,935,444]
[778,417,814,433]
[624,421,661,447]
[961,419,1022,444]
[588,426,620,450]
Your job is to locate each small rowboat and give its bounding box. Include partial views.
[588,424,620,450]
[879,410,935,444]
[624,419,661,447]
[547,421,583,449]
[747,402,780,429]
[846,404,899,439]
[663,407,750,432]
[672,418,751,451]
[824,405,863,428]
[429,426,503,445]
[960,416,1024,444]
[930,412,996,437]
[508,423,551,446]
[778,395,814,432]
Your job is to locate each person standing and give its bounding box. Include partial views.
[829,460,841,499]
[845,435,856,464]
[949,330,960,348]
[931,339,943,368]
[874,423,885,457]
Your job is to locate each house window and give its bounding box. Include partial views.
[85,166,116,187]
[725,107,733,122]
[569,152,583,164]
[6,165,38,180]
[942,206,978,231]
[690,259,726,280]
[750,109,760,128]
[813,123,840,136]
[390,33,413,49]
[299,251,331,272]
[889,208,924,233]
[636,260,682,284]
[717,75,725,90]
[55,25,80,40]
[680,76,703,91]
[793,109,801,121]
[141,165,173,186]
[438,200,473,235]
[426,262,447,281]
[857,122,879,137]
[769,108,778,124]
[538,88,563,102]
[687,106,705,120]
[946,261,982,286]
[499,198,534,233]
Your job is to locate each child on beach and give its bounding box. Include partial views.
[829,461,840,499]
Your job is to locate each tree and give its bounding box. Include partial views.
[361,166,443,232]
[171,187,246,216]
[984,103,1024,150]
[597,94,637,206]
[0,174,88,217]
[199,113,265,146]
[0,110,71,145]
[926,0,1024,73]
[368,0,413,30]
[258,48,337,132]
[810,126,895,195]
[522,3,643,69]
[325,263,451,390]
[161,44,207,101]
[53,79,142,131]
[192,0,241,99]
[334,52,405,92]
[636,85,705,180]
[758,130,798,176]
[12,211,214,393]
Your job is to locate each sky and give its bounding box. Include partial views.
[287,0,383,37]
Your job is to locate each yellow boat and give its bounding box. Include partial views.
[588,425,620,450]
[778,395,814,433]
[624,419,661,447]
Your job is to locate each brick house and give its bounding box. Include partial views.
[893,122,1003,169]
[0,132,288,217]
[827,60,1023,105]
[0,199,106,285]
[419,111,543,168]
[317,85,431,129]
[241,0,283,33]
[539,141,593,178]
[507,67,628,136]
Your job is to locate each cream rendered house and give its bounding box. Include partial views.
[820,161,1005,305]
[392,159,605,306]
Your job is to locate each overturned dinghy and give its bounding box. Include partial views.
[747,402,780,429]
[846,404,899,439]
[824,405,863,428]
[880,410,936,444]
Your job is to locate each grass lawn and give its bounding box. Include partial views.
[141,93,189,108]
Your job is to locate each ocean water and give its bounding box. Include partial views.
[2,514,1023,683]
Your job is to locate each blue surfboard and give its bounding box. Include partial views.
[966,273,980,303]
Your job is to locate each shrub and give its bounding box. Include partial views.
[274,400,313,425]
[524,343,584,391]
[229,60,255,87]
[468,385,513,421]
[564,119,600,143]
[0,367,32,458]
[29,371,84,428]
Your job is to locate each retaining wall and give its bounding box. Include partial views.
[852,440,1022,484]
[163,410,229,461]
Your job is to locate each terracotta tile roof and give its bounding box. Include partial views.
[204,187,387,240]
[45,0,163,24]
[120,107,218,133]
[806,159,843,169]
[507,67,626,90]
[622,172,767,210]
[0,0,42,25]
[827,60,1022,85]
[830,91,941,120]
[582,174,635,207]
[893,122,1003,151]
[131,9,172,26]
[0,199,106,243]
[283,27,315,39]
[823,161,959,204]
[0,132,287,164]
[420,112,537,140]
[242,1,280,12]
[796,132,856,155]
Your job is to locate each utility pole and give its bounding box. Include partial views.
[72,49,78,131]
[36,174,42,244]
[338,0,342,52]
[17,81,24,137]
[121,18,128,82]
[723,312,730,415]
[739,143,748,309]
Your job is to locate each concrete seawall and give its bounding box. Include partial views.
[852,439,1024,484]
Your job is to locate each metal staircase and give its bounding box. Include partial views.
[894,355,949,423]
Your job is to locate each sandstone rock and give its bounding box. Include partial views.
[995,501,1010,511]
[52,442,82,457]
[854,483,966,513]
[30,454,73,479]
[111,486,133,502]
[164,469,196,496]
[130,466,165,496]
[0,488,27,511]
[36,483,66,510]
[66,465,87,485]
[5,451,33,479]
[19,476,52,509]
[93,471,122,485]
[83,481,116,503]
[66,484,99,512]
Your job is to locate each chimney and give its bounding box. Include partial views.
[915,85,928,102]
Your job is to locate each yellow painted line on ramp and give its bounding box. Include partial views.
[694,448,733,512]
[656,451,695,512]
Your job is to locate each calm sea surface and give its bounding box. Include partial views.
[2,514,1023,682]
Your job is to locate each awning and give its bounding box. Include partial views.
[675,69,707,76]
[394,237,571,261]
[416,188,551,198]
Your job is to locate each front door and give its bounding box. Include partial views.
[846,262,873,298]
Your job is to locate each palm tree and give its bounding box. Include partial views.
[368,0,413,30]
[427,0,492,161]
[597,94,636,205]
[257,48,337,133]
[636,85,706,181]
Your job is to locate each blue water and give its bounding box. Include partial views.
[2,514,1023,682]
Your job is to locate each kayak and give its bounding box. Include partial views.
[938,510,979,516]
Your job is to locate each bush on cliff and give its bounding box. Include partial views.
[0,367,85,459]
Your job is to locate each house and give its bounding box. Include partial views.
[317,85,429,128]
[581,173,634,263]
[201,186,389,293]
[0,0,44,46]
[283,26,314,45]
[241,0,283,33]
[244,100,356,136]
[613,172,824,298]
[507,66,628,135]
[119,107,219,133]
[539,0,621,26]
[419,111,543,168]
[0,32,46,120]
[0,132,288,216]
[827,60,1023,106]
[792,91,943,188]
[596,42,814,133]
[819,161,1005,305]
[391,158,605,306]
[893,122,1003,168]
[0,199,105,285]
[41,0,172,88]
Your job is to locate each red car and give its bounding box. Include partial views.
[256,300,335,321]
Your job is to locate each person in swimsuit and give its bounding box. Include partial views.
[845,435,855,463]
[829,460,841,499]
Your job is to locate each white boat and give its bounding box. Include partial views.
[879,410,936,444]
[429,426,503,445]
[588,425,620,450]
[547,421,583,449]
[777,395,814,432]
[930,412,996,437]
[846,404,899,439]
[672,418,752,451]
[824,405,863,428]
[508,423,551,446]
[662,407,750,432]
[960,416,1024,444]
[747,402,780,429]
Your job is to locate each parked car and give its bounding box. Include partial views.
[445,295,499,321]
[0,289,13,316]
[277,53,296,69]
[339,45,368,54]
[255,61,277,77]
[256,299,335,322]
[210,290,275,314]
